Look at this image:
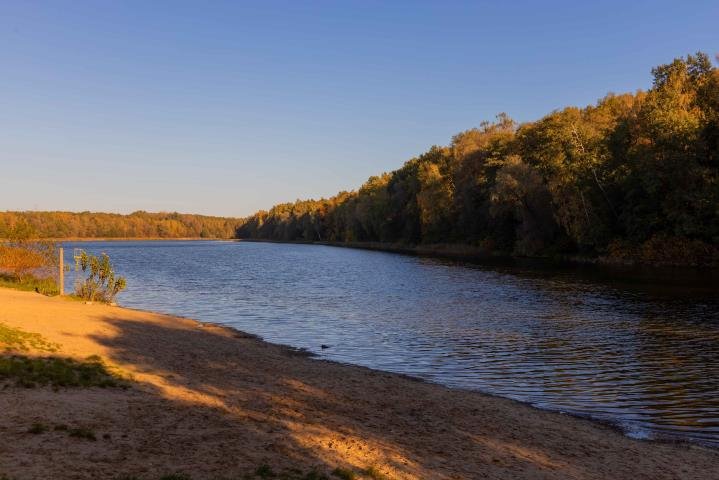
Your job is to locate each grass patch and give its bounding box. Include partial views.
[68,427,97,441]
[251,468,329,480]
[28,422,48,434]
[0,273,58,296]
[0,323,58,353]
[62,293,89,302]
[27,422,103,442]
[254,465,275,478]
[111,466,382,480]
[362,467,387,480]
[331,468,356,480]
[0,355,126,388]
[301,470,329,480]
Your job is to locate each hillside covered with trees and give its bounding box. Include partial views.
[237,53,719,266]
[0,211,241,239]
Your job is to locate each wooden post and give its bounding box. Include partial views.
[58,247,64,296]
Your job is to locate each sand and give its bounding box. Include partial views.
[0,287,717,479]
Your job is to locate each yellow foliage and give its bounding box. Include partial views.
[0,245,48,280]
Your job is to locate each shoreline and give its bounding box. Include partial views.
[120,299,713,449]
[1,287,717,479]
[9,236,719,272]
[236,239,719,290]
[46,237,232,242]
[165,310,706,450]
[235,238,719,272]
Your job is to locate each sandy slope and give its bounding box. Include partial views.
[0,288,717,480]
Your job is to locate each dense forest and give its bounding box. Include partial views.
[237,53,719,266]
[0,211,241,239]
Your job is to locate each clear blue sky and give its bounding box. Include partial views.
[1,1,717,217]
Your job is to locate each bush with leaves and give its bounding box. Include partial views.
[0,223,59,282]
[74,252,126,303]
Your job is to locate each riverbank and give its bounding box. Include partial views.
[237,239,719,280]
[238,238,512,261]
[0,288,717,480]
[40,237,232,242]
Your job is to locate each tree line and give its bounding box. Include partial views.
[0,211,241,239]
[236,53,719,266]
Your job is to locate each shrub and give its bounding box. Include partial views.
[0,239,58,282]
[0,245,46,279]
[74,252,126,303]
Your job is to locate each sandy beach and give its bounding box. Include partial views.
[0,287,717,480]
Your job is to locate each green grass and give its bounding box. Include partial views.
[67,465,385,480]
[300,470,329,480]
[331,469,356,480]
[28,422,48,434]
[258,467,330,480]
[26,422,103,442]
[0,323,58,353]
[361,467,387,480]
[0,273,59,296]
[68,427,97,441]
[249,467,330,480]
[62,293,89,302]
[0,355,126,388]
[254,465,275,479]
[112,467,342,480]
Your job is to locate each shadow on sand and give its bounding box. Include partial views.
[3,309,718,480]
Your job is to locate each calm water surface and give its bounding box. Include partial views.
[62,241,719,446]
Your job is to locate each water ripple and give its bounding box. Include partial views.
[62,241,719,446]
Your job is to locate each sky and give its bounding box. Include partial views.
[1,1,717,217]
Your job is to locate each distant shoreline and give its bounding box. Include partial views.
[45,237,232,242]
[11,235,717,271]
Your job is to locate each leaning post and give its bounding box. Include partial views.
[58,247,64,296]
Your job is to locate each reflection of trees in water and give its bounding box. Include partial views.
[632,307,719,436]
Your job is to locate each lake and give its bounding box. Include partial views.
[61,240,719,446]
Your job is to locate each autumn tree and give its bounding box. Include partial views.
[235,52,719,266]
